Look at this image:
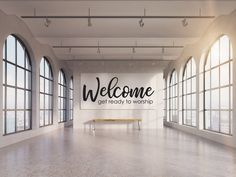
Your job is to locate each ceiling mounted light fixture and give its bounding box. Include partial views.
[44,18,51,27]
[182,18,188,27]
[162,47,165,54]
[133,41,137,53]
[97,41,101,54]
[88,8,92,27]
[139,8,146,27]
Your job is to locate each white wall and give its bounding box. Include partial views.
[163,10,236,148]
[0,10,73,148]
[67,60,166,130]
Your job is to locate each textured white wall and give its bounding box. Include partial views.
[67,60,166,130]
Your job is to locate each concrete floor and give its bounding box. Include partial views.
[0,127,236,177]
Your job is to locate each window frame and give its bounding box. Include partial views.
[3,35,32,135]
[69,77,74,121]
[182,57,197,127]
[203,35,233,135]
[168,69,178,123]
[39,57,54,127]
[58,69,67,123]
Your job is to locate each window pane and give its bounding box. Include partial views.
[7,63,15,86]
[17,41,25,67]
[7,87,15,109]
[40,94,44,109]
[45,95,49,109]
[192,111,196,126]
[205,111,211,130]
[49,96,53,109]
[7,35,16,63]
[211,111,219,132]
[221,111,229,134]
[3,61,5,84]
[17,111,24,131]
[25,54,31,70]
[220,35,230,63]
[25,111,30,129]
[45,111,49,125]
[6,111,15,134]
[220,63,229,86]
[191,77,196,92]
[40,59,44,76]
[205,55,210,70]
[211,89,219,109]
[220,87,229,109]
[40,77,44,93]
[40,110,44,126]
[45,80,49,94]
[230,61,233,84]
[25,71,31,89]
[25,91,31,109]
[211,67,219,88]
[3,43,5,59]
[17,67,25,88]
[205,71,210,90]
[211,40,220,67]
[17,89,24,109]
[45,62,49,78]
[205,91,210,109]
[187,79,191,94]
[192,94,196,109]
[3,86,5,109]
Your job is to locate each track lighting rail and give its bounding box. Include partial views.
[53,45,184,49]
[21,15,215,19]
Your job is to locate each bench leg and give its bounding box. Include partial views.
[93,121,96,131]
[138,121,141,130]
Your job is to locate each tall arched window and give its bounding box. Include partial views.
[204,35,233,134]
[3,35,32,134]
[182,57,196,126]
[40,57,53,127]
[69,77,74,120]
[58,69,66,123]
[169,70,178,123]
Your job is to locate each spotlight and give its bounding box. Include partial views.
[139,18,144,27]
[97,47,101,54]
[44,18,51,27]
[182,18,188,27]
[162,47,165,54]
[133,41,137,53]
[88,8,92,27]
[132,47,136,53]
[139,8,146,28]
[88,18,92,27]
[97,41,101,54]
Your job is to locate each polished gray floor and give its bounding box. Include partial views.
[0,127,236,177]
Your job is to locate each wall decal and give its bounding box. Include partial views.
[81,73,157,110]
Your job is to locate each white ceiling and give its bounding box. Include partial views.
[0,0,236,61]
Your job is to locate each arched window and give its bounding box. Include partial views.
[169,70,178,123]
[58,69,66,123]
[182,57,196,126]
[40,57,53,127]
[204,35,233,134]
[3,35,32,134]
[69,77,74,120]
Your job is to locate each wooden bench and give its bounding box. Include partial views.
[84,118,142,131]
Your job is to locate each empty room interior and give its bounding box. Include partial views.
[1,0,236,177]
